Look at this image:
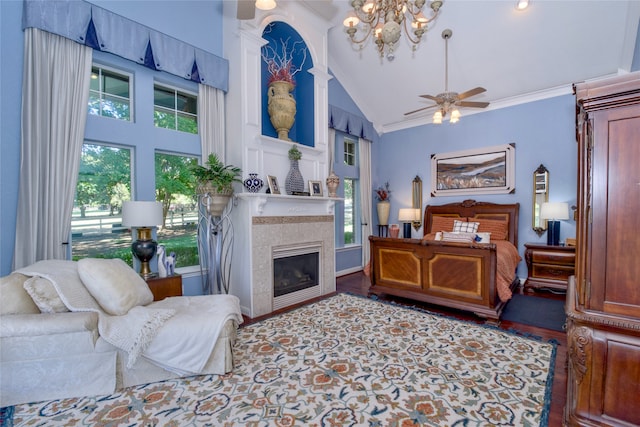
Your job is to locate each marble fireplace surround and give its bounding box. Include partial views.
[251,213,335,317]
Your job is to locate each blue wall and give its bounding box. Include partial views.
[0,0,224,277]
[373,95,578,276]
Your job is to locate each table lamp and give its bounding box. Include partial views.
[398,208,420,238]
[122,201,164,278]
[540,202,569,246]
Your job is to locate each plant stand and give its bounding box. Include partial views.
[197,193,234,295]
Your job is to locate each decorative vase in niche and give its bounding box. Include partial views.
[267,81,296,141]
[326,171,340,198]
[377,201,391,226]
[285,159,305,195]
[243,173,264,193]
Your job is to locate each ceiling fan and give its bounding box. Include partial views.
[405,29,489,120]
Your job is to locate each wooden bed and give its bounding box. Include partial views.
[368,200,520,321]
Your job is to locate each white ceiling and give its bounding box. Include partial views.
[302,0,640,134]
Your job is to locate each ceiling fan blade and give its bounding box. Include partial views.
[419,94,442,102]
[404,105,437,116]
[237,0,255,20]
[456,101,490,108]
[457,87,486,101]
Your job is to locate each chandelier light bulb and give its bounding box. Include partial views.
[343,12,360,28]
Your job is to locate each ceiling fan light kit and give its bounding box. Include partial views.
[343,0,443,60]
[404,28,490,124]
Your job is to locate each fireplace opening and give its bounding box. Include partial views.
[273,251,319,297]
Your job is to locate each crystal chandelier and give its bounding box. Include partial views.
[343,0,443,60]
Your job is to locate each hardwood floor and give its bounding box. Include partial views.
[244,272,568,426]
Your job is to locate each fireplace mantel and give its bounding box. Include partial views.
[235,193,338,216]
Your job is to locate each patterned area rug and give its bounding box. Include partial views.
[6,293,556,426]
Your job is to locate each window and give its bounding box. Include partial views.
[155,152,199,268]
[72,143,133,263]
[73,56,201,271]
[88,66,131,121]
[343,178,355,244]
[334,133,361,247]
[154,84,198,134]
[344,139,356,166]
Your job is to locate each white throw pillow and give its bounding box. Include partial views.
[77,258,153,315]
[1,273,41,315]
[476,232,491,243]
[22,276,69,313]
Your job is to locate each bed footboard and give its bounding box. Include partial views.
[369,236,511,320]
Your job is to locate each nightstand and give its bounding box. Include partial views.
[524,243,575,293]
[145,274,183,301]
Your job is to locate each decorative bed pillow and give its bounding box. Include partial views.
[78,258,153,315]
[430,216,459,232]
[23,276,69,313]
[474,218,508,240]
[441,231,477,243]
[453,219,479,233]
[1,273,41,315]
[475,232,491,243]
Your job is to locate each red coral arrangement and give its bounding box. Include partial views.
[261,32,308,87]
[376,182,392,201]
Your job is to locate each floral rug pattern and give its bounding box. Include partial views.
[8,293,556,426]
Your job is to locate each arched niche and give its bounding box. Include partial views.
[261,21,315,147]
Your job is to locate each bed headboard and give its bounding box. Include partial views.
[424,199,520,247]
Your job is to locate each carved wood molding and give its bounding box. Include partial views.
[567,325,591,384]
[566,309,640,332]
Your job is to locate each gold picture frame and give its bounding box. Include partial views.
[309,180,323,196]
[267,175,280,194]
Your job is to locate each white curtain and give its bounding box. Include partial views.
[328,128,336,173]
[13,28,92,270]
[359,137,373,267]
[198,83,225,161]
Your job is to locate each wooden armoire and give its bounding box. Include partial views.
[566,72,640,426]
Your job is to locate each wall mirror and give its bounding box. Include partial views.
[412,175,422,230]
[532,164,549,236]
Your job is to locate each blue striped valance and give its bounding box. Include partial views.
[328,104,378,142]
[22,0,229,92]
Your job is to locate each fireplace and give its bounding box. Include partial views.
[273,244,320,309]
[231,195,336,317]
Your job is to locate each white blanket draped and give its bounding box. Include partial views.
[17,260,243,373]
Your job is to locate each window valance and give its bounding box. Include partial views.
[22,0,229,92]
[328,104,378,142]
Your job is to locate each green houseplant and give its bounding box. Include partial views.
[190,153,241,217]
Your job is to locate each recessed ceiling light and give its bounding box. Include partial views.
[516,0,529,10]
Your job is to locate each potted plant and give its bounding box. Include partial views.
[375,182,392,226]
[191,153,242,217]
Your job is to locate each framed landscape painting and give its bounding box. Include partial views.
[431,143,515,197]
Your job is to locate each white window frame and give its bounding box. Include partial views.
[89,63,134,122]
[153,82,198,134]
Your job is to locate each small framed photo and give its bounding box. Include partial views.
[309,180,323,197]
[267,175,280,194]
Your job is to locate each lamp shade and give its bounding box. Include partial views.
[540,202,570,220]
[122,201,163,227]
[398,208,420,222]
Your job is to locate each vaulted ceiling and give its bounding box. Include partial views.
[301,0,640,134]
